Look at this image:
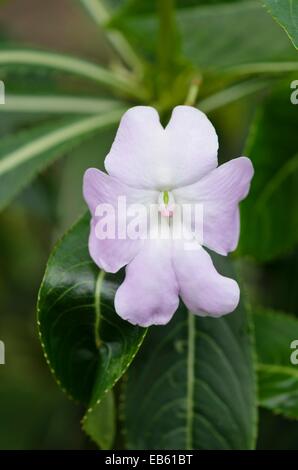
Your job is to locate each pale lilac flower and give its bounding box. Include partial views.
[83,106,253,327]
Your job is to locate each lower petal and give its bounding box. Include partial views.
[115,239,179,327]
[88,218,143,273]
[173,242,240,317]
[83,168,157,272]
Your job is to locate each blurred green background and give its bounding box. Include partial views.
[0,0,298,449]
[0,0,106,449]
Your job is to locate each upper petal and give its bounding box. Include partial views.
[83,167,157,273]
[173,157,254,255]
[164,106,218,186]
[115,238,179,327]
[173,242,240,317]
[104,106,165,190]
[104,106,218,190]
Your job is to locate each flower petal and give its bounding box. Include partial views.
[115,239,179,326]
[83,168,157,273]
[87,218,142,274]
[104,106,165,190]
[173,157,254,255]
[164,106,218,186]
[173,242,240,317]
[105,106,218,190]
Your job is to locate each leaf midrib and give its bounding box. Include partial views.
[94,270,105,349]
[254,152,298,211]
[186,311,195,449]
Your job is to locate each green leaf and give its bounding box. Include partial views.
[78,0,143,73]
[262,0,298,49]
[179,1,297,71]
[112,0,246,17]
[0,108,125,210]
[123,258,257,450]
[83,390,116,449]
[238,88,298,261]
[198,78,271,114]
[254,308,298,419]
[110,1,297,71]
[37,212,146,404]
[0,48,144,98]
[1,94,122,114]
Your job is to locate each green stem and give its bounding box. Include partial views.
[184,76,202,106]
[158,0,176,80]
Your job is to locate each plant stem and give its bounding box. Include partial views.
[158,0,176,81]
[184,76,202,106]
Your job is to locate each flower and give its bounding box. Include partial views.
[83,106,253,327]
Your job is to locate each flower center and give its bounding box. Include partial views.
[158,191,175,217]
